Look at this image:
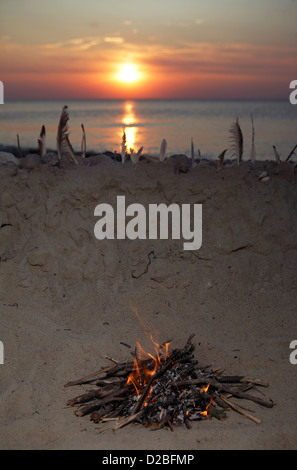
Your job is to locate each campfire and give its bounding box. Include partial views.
[65,335,275,430]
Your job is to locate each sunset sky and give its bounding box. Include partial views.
[1,0,296,100]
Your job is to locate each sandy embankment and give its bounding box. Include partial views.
[0,155,297,449]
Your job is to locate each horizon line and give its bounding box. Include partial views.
[4,96,288,103]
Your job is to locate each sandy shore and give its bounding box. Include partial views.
[0,154,297,450]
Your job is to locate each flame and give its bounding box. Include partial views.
[200,383,212,416]
[200,383,210,394]
[144,385,153,407]
[126,355,142,395]
[164,342,170,359]
[150,335,161,363]
[125,336,171,396]
[200,398,213,417]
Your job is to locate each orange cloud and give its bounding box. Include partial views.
[1,35,296,99]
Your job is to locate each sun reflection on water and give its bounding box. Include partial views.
[121,101,138,152]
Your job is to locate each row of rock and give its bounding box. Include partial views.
[0,150,59,170]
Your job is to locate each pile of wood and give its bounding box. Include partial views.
[65,335,275,430]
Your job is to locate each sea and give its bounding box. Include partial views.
[0,99,296,161]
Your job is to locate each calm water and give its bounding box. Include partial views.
[0,99,296,160]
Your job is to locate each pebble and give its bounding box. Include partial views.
[20,153,41,170]
[258,170,270,182]
[0,151,20,166]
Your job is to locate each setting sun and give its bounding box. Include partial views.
[118,64,140,83]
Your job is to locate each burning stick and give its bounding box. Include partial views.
[65,335,275,431]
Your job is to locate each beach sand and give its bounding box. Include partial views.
[0,155,297,450]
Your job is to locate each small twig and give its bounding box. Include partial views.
[64,360,139,387]
[67,389,104,406]
[181,334,196,354]
[216,376,269,387]
[286,144,297,162]
[120,342,131,349]
[112,411,144,431]
[220,397,262,425]
[75,387,133,417]
[104,355,120,364]
[16,134,23,158]
[216,384,275,408]
[64,364,120,387]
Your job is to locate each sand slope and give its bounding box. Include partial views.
[0,156,297,449]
